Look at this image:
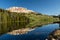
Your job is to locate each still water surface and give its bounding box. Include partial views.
[0,23,59,40]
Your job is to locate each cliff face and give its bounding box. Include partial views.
[6,7,34,13]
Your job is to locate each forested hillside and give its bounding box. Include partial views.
[0,9,29,34]
[0,9,59,35]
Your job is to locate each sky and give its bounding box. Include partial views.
[0,0,60,15]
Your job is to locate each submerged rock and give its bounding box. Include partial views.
[7,28,35,35]
[46,29,60,40]
[54,30,60,36]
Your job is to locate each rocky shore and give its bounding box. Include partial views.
[46,29,60,40]
[7,28,35,35]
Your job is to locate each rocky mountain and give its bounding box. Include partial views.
[6,7,34,13]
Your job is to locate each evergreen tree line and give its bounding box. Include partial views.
[0,9,30,35]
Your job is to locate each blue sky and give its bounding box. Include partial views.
[0,0,60,15]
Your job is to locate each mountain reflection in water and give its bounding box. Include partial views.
[0,23,59,40]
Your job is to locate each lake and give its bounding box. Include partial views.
[0,23,60,40]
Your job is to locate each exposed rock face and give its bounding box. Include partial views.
[6,7,34,13]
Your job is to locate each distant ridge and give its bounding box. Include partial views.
[6,7,34,13]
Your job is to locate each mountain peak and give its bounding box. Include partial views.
[6,7,34,13]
